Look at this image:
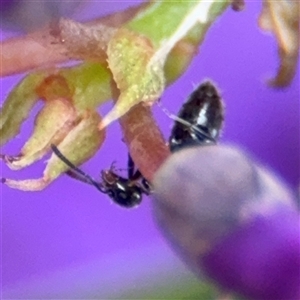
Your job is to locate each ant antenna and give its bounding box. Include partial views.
[50,144,107,193]
[156,101,215,142]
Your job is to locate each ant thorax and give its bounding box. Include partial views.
[101,169,143,208]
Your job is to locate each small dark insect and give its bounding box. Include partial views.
[51,145,149,208]
[52,80,224,208]
[169,81,224,152]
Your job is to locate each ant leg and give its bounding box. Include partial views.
[66,169,97,186]
[127,154,143,181]
[127,154,152,195]
[51,144,107,194]
[140,177,152,195]
[127,154,135,179]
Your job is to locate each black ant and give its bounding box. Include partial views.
[51,145,150,208]
[52,80,224,208]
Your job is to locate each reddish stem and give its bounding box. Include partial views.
[0,3,148,77]
[110,80,170,182]
[119,103,170,182]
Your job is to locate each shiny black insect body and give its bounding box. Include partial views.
[52,80,223,208]
[169,81,224,152]
[51,145,148,208]
[100,168,145,208]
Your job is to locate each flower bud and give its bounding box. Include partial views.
[152,145,299,299]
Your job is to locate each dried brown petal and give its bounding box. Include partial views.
[1,98,77,170]
[2,110,105,191]
[259,0,299,87]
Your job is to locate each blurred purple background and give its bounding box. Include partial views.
[1,1,299,298]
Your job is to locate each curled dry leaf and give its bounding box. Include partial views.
[259,0,299,87]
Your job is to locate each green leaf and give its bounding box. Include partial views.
[36,62,112,111]
[100,0,229,128]
[0,72,45,145]
[60,62,112,110]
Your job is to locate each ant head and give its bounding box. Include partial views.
[101,169,117,185]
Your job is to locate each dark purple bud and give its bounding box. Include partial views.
[152,145,299,299]
[202,206,300,300]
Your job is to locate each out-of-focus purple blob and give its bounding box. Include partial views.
[202,206,300,300]
[1,0,17,10]
[152,145,299,299]
[231,0,245,11]
[0,0,83,32]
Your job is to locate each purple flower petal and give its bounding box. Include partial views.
[202,206,300,300]
[153,145,299,299]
